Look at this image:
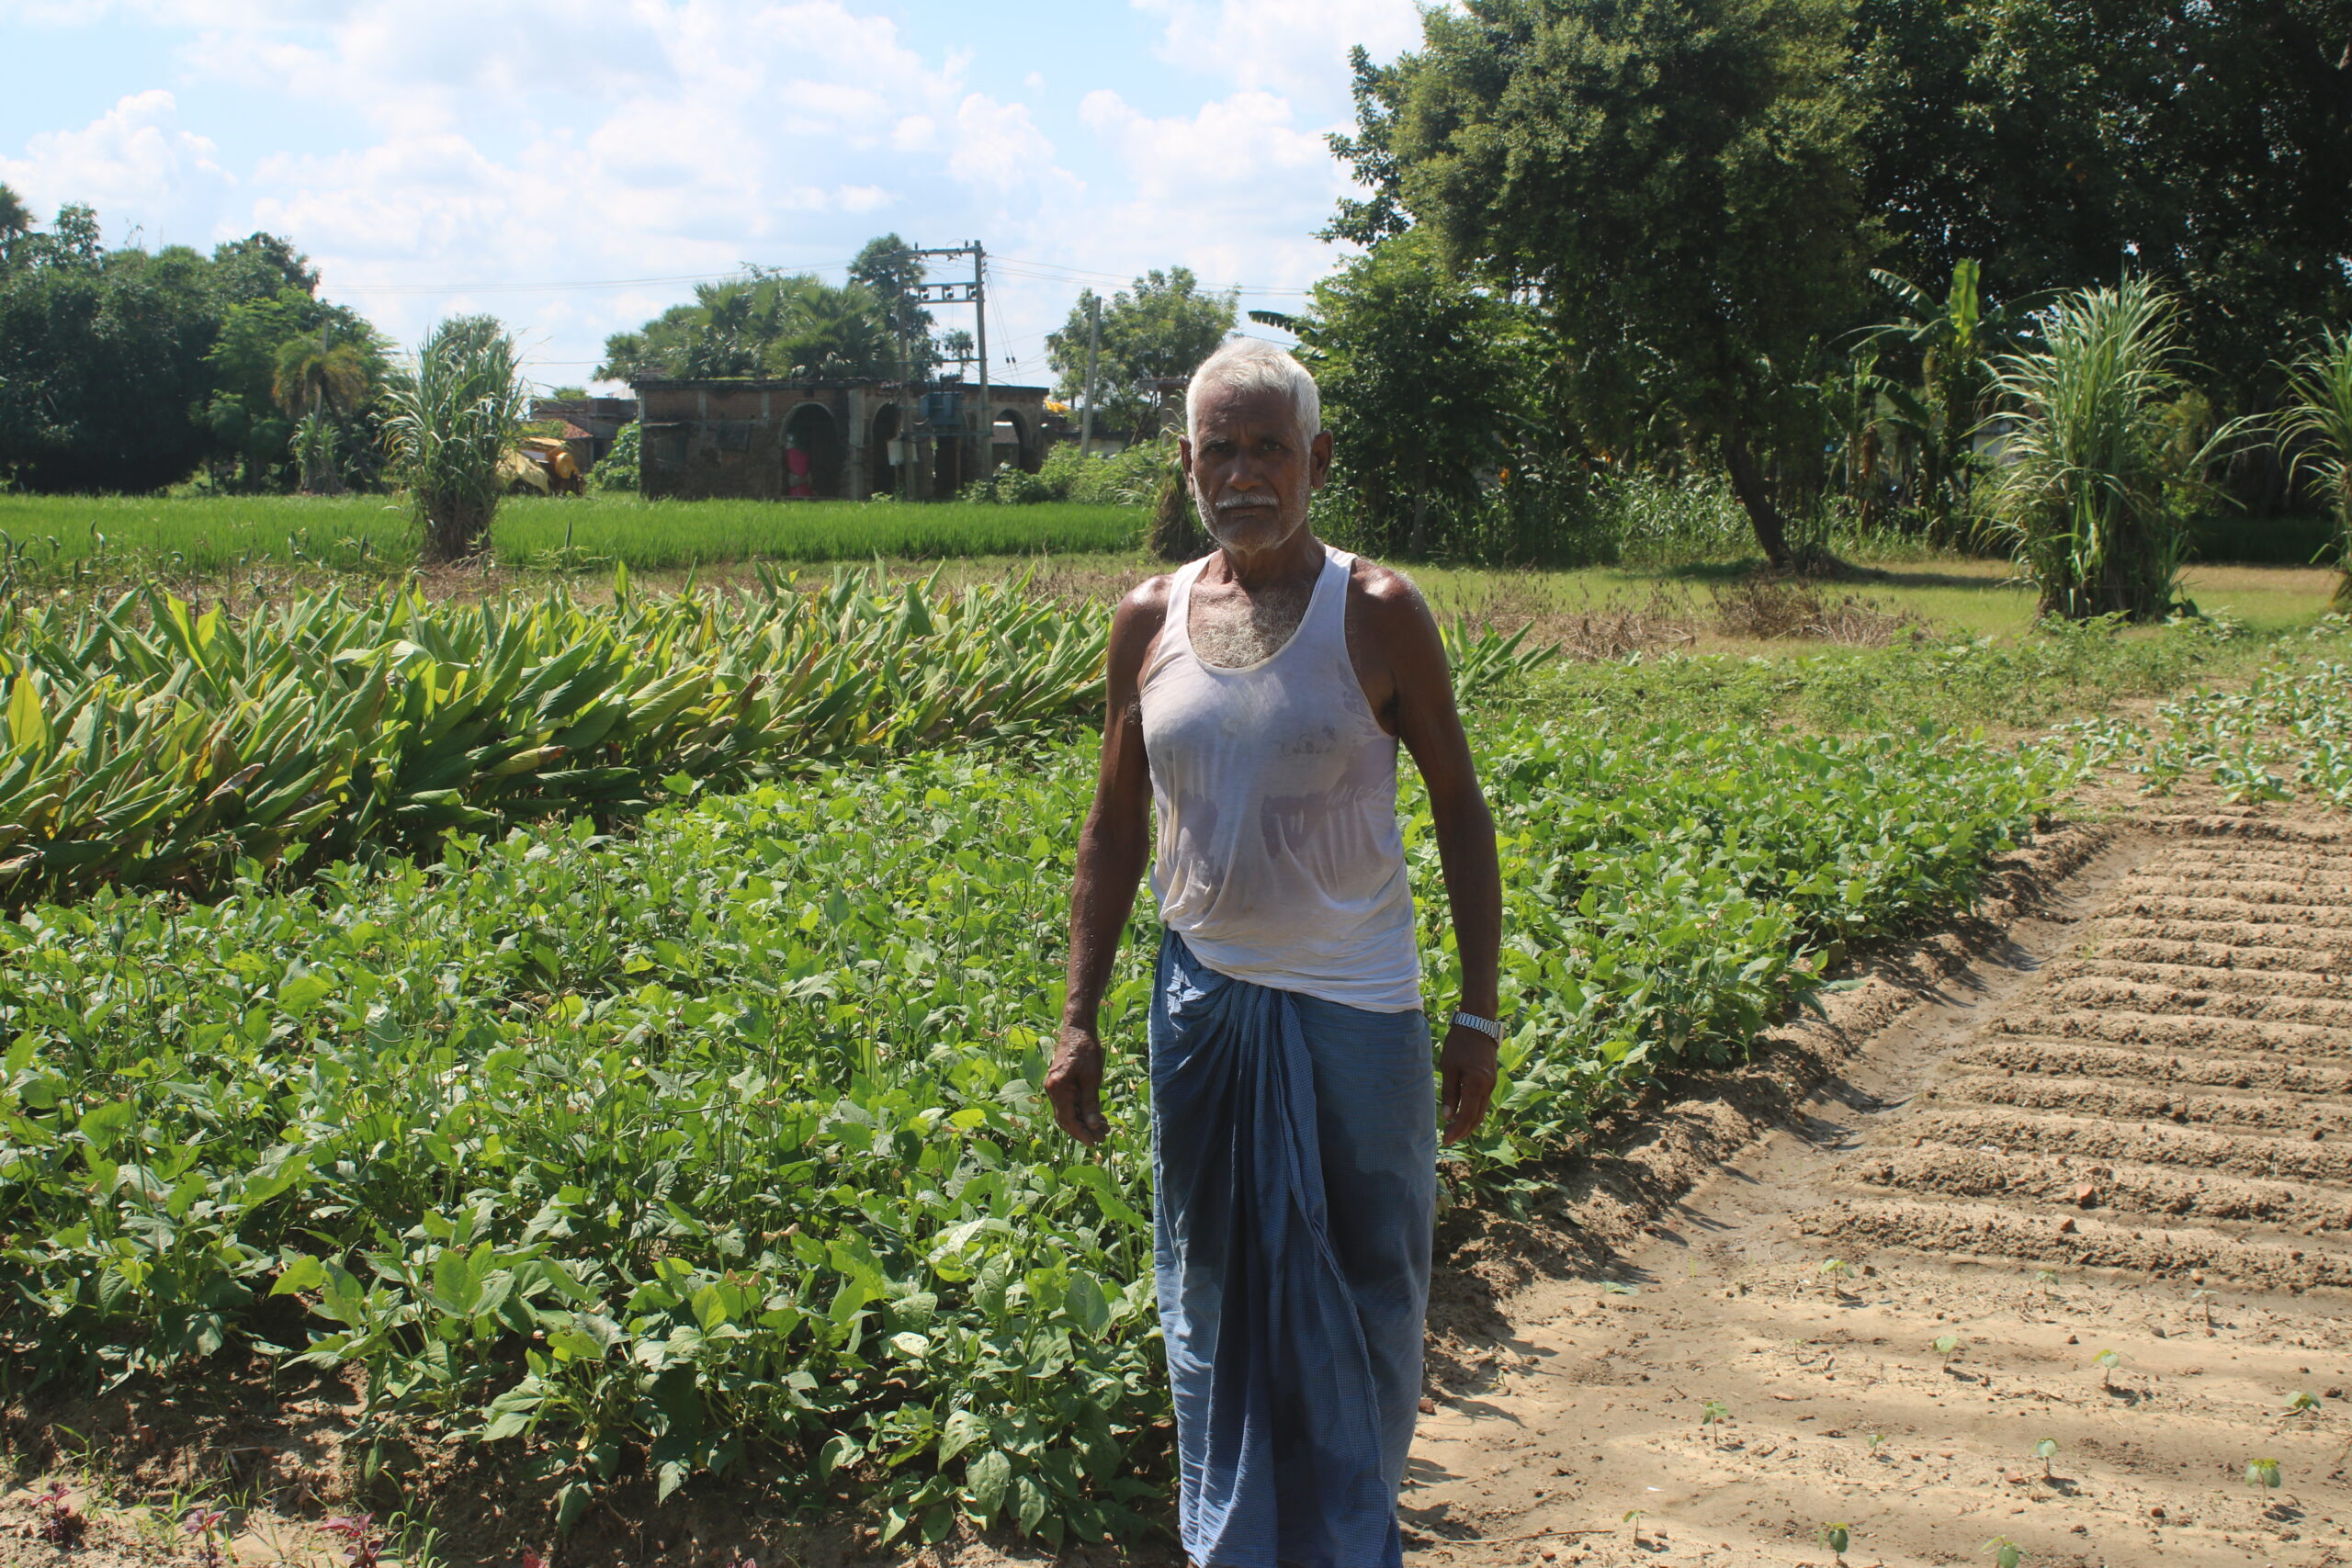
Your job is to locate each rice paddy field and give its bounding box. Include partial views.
[0,495,1145,577]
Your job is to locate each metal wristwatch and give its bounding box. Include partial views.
[1450,1010,1507,1041]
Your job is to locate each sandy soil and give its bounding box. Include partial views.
[1401,812,2352,1568]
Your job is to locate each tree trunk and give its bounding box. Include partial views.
[1721,430,1795,570]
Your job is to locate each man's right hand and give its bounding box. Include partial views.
[1045,1026,1111,1145]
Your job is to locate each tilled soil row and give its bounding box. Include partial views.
[1404,814,2352,1568]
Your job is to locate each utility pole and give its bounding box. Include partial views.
[1078,292,1102,458]
[899,242,989,490]
[974,242,989,487]
[892,276,913,501]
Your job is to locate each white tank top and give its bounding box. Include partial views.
[1139,544,1422,1012]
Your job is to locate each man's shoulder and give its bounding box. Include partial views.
[1339,551,1431,622]
[1114,572,1177,625]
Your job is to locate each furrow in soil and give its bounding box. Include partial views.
[1405,823,2352,1568]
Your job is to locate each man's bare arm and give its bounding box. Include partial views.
[1045,580,1168,1145]
[1364,573,1504,1145]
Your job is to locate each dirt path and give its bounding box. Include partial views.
[1406,818,2352,1568]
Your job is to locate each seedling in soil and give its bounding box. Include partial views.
[323,1514,386,1568]
[183,1508,228,1568]
[1600,1280,1637,1297]
[1701,1398,1732,1434]
[1820,1258,1852,1289]
[33,1484,85,1550]
[2247,1457,2282,1493]
[2189,1286,2218,1333]
[1622,1509,1646,1548]
[2031,1267,2062,1303]
[2290,1390,2322,1418]
[1867,1433,1888,1460]
[1817,1521,1850,1564]
[1984,1536,2024,1568]
[2034,1438,2060,1478]
[2093,1348,2122,1388]
[1932,1333,1962,1361]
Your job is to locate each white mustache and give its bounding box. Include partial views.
[1214,496,1279,512]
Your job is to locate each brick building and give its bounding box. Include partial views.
[628,378,1059,501]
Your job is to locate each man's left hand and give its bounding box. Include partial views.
[1438,1022,1500,1146]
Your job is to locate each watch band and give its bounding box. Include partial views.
[1452,1010,1506,1041]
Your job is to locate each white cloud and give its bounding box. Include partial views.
[1000,86,1354,359]
[948,95,1058,191]
[1130,0,1425,102]
[0,90,234,245]
[0,1,1395,387]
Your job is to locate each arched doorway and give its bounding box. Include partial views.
[869,402,902,498]
[991,408,1033,474]
[783,403,841,499]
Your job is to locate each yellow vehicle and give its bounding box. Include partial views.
[500,437,584,496]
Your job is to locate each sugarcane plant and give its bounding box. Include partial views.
[1986,279,2229,622]
[384,314,528,562]
[2277,325,2352,608]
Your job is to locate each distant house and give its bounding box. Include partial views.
[628,378,1060,501]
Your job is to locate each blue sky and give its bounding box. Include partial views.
[0,0,1428,390]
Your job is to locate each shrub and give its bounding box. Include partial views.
[384,315,528,562]
[1986,281,2220,621]
[2278,326,2352,607]
[589,421,640,493]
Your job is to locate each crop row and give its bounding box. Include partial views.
[2063,615,2352,807]
[0,714,2066,1544]
[0,575,1551,908]
[0,568,1105,905]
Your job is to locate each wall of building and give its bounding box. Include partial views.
[632,379,1059,502]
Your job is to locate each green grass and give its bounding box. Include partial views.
[0,494,1143,577]
[1498,615,2275,734]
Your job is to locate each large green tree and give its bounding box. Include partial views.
[595,263,909,383]
[1850,0,2352,508]
[1272,231,1534,558]
[1336,0,1873,567]
[202,288,390,491]
[0,201,382,493]
[1045,268,1237,445]
[0,205,222,491]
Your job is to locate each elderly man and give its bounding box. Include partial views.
[1046,338,1503,1568]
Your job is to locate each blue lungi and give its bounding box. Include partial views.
[1149,930,1438,1568]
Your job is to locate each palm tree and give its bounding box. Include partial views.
[272,331,373,491]
[2278,328,2352,608]
[1862,261,2029,536]
[384,315,527,563]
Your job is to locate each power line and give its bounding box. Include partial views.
[328,252,1317,301]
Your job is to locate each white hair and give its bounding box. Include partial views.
[1185,337,1321,444]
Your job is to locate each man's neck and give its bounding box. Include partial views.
[1205,528,1323,592]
